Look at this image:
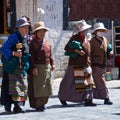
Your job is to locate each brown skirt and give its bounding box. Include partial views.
[92,66,109,99]
[28,64,52,108]
[28,74,49,108]
[58,66,93,102]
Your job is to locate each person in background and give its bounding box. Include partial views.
[22,16,33,44]
[28,21,55,111]
[1,17,30,113]
[58,19,96,106]
[90,22,113,105]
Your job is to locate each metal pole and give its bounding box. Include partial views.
[111,20,114,67]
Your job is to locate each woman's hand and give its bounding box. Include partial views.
[75,49,86,56]
[51,65,55,71]
[12,51,22,58]
[32,68,38,76]
[110,50,113,56]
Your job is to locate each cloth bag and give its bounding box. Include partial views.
[2,56,19,73]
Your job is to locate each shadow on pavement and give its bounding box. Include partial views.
[109,87,120,89]
[112,113,120,115]
[47,103,84,109]
[0,111,17,115]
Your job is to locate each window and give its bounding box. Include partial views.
[63,0,120,30]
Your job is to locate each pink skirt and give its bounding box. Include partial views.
[92,66,109,99]
[58,66,93,102]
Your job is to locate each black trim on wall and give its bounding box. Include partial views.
[10,0,16,33]
[63,0,68,30]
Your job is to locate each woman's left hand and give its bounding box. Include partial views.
[51,65,55,71]
[110,50,113,56]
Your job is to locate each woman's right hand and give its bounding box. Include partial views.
[32,68,38,76]
[75,49,86,56]
[12,51,22,58]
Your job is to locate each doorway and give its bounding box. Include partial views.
[0,0,16,34]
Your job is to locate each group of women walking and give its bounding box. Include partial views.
[0,17,113,114]
[58,20,113,106]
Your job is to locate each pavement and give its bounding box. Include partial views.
[0,78,120,120]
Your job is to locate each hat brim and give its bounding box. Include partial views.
[79,25,92,32]
[32,26,50,33]
[16,23,30,28]
[92,27,108,33]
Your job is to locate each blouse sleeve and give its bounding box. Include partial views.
[1,34,18,60]
[64,36,76,53]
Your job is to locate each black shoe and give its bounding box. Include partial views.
[84,102,97,106]
[4,106,11,113]
[104,98,113,105]
[13,106,25,113]
[84,99,97,106]
[35,105,45,112]
[60,100,67,106]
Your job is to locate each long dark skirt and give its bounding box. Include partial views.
[1,70,26,107]
[1,71,13,106]
[28,64,52,108]
[92,66,109,99]
[28,74,48,108]
[58,66,93,103]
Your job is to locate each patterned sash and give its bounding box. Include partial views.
[73,67,95,92]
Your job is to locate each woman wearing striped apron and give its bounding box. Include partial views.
[58,20,96,106]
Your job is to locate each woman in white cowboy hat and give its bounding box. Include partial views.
[28,21,55,111]
[90,22,113,105]
[58,19,96,106]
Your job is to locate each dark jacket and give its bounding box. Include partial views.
[29,37,54,69]
[65,34,91,67]
[90,36,107,68]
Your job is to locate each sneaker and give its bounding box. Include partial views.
[104,98,113,105]
[84,102,97,106]
[35,105,45,112]
[4,106,11,113]
[13,106,25,113]
[60,100,67,106]
[84,99,97,106]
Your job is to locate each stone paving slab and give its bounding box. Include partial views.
[0,79,120,120]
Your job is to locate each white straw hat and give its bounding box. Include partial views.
[32,21,50,33]
[74,19,91,32]
[92,22,108,33]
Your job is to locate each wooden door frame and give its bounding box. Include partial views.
[3,0,7,33]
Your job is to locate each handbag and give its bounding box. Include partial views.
[1,56,19,73]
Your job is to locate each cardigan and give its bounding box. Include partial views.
[29,37,54,69]
[90,36,108,68]
[65,34,91,67]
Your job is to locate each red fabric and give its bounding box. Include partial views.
[115,56,120,67]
